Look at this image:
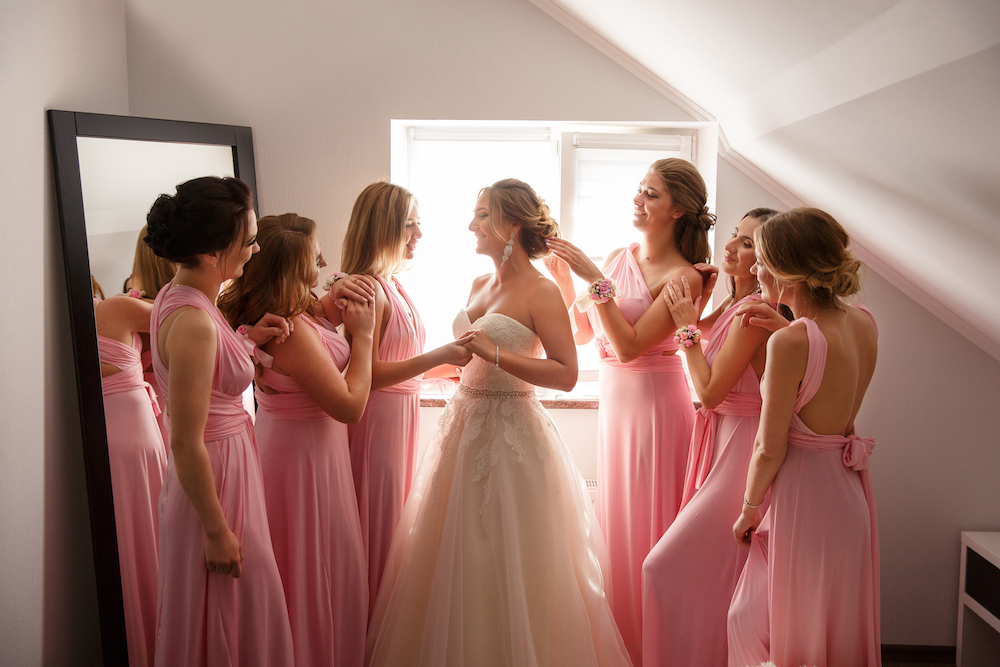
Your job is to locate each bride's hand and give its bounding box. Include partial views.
[459,329,498,361]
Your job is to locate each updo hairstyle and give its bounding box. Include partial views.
[649,158,715,264]
[218,213,318,328]
[340,182,414,277]
[130,225,176,297]
[144,176,254,267]
[753,207,864,307]
[480,178,559,260]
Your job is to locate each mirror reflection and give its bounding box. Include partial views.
[81,136,243,667]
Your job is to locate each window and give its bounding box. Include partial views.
[390,120,717,397]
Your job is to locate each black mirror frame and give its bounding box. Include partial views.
[47,110,257,666]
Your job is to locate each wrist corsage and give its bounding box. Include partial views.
[573,277,620,312]
[674,325,702,349]
[323,272,348,291]
[127,288,145,299]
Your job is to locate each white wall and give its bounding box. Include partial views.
[0,0,129,665]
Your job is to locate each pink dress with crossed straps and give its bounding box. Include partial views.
[727,307,881,667]
[641,294,766,667]
[585,243,695,667]
[151,283,294,667]
[347,275,426,618]
[99,320,167,667]
[254,315,367,667]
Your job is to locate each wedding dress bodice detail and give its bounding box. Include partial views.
[453,310,542,395]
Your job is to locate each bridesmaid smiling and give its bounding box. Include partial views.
[546,158,712,666]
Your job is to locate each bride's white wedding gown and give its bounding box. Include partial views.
[366,310,632,667]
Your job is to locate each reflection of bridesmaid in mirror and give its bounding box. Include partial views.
[218,213,375,666]
[339,182,472,615]
[145,176,295,666]
[93,275,166,667]
[126,225,177,444]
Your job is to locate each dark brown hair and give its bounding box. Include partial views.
[218,213,319,327]
[144,176,253,268]
[649,158,714,264]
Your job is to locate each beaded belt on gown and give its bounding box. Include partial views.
[459,384,535,399]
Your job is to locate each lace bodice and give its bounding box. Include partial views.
[453,310,543,394]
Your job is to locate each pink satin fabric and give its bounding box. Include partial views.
[586,243,694,667]
[348,275,426,618]
[254,316,368,667]
[641,295,764,667]
[728,307,881,667]
[151,283,294,667]
[99,332,166,667]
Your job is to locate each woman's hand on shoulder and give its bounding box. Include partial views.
[342,295,376,340]
[329,274,377,304]
[692,262,719,307]
[248,312,292,347]
[662,275,702,329]
[736,301,790,333]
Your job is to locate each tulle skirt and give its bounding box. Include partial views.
[366,391,631,667]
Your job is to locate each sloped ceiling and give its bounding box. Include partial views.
[532,0,1000,360]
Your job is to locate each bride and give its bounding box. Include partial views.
[366,179,632,667]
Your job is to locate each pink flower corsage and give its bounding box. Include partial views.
[587,278,619,304]
[236,324,250,337]
[674,325,702,349]
[127,288,145,299]
[323,272,348,291]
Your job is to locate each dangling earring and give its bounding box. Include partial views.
[501,229,516,267]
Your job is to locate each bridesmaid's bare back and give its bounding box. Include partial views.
[797,306,878,436]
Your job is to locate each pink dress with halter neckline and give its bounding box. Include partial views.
[641,294,765,667]
[585,243,695,667]
[254,315,367,667]
[99,329,167,667]
[151,283,294,667]
[347,275,426,618]
[727,306,881,667]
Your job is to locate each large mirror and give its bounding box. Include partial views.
[48,110,257,666]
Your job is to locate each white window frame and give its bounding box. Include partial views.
[390,120,718,398]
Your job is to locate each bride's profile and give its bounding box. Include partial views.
[366,178,631,666]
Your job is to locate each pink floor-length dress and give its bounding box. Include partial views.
[348,275,426,618]
[727,308,881,667]
[641,294,766,667]
[586,243,695,667]
[151,284,294,667]
[99,331,167,667]
[254,316,368,667]
[142,348,170,447]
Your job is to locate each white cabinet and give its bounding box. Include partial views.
[957,532,1000,666]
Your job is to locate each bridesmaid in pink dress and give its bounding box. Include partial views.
[338,182,473,615]
[145,177,295,667]
[126,225,177,446]
[728,207,880,667]
[219,213,375,667]
[547,158,712,666]
[641,209,778,667]
[95,288,167,667]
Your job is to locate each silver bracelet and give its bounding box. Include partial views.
[743,494,763,509]
[495,345,500,369]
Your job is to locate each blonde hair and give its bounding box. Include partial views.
[340,182,414,277]
[753,207,863,307]
[130,225,176,297]
[218,213,318,327]
[480,178,559,259]
[649,158,714,264]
